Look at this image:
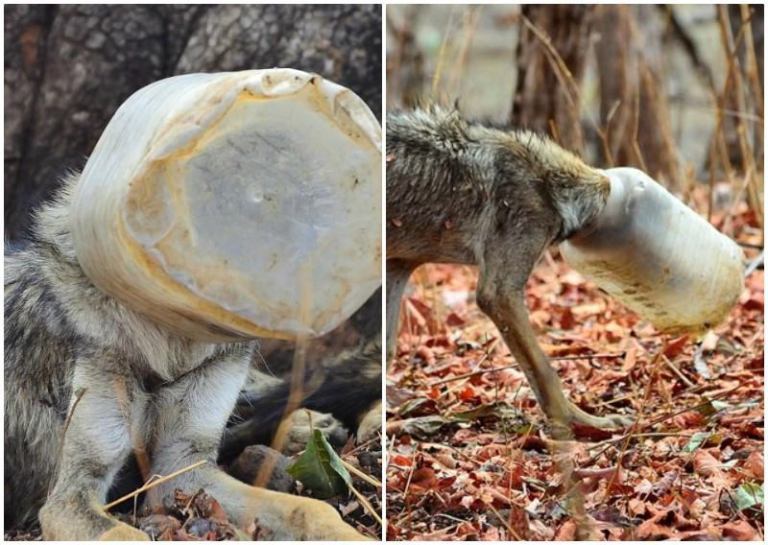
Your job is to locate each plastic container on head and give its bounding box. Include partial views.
[560,167,744,335]
[71,69,382,341]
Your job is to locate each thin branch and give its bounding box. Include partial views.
[104,460,207,511]
[341,458,382,489]
[348,482,383,527]
[431,352,625,386]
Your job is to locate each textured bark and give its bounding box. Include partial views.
[511,5,594,153]
[4,4,381,240]
[594,6,635,166]
[720,4,764,172]
[386,8,425,109]
[595,5,681,190]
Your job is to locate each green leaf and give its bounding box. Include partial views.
[733,482,764,511]
[450,402,520,422]
[696,399,731,417]
[400,415,449,438]
[287,430,351,499]
[397,397,435,417]
[682,432,710,453]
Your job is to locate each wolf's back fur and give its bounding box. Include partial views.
[386,106,609,264]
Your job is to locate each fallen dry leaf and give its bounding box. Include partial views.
[387,193,763,541]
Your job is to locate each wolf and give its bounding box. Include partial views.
[4,173,369,540]
[386,106,633,432]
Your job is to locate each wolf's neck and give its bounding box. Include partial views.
[33,173,81,265]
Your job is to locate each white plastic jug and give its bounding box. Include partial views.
[560,167,744,334]
[71,69,381,341]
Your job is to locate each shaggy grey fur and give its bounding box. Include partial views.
[386,106,631,432]
[4,173,366,540]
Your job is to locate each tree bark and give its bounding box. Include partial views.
[510,5,594,153]
[594,5,681,190]
[4,4,381,241]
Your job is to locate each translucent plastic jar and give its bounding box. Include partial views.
[561,167,744,334]
[71,69,381,341]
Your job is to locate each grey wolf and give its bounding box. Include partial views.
[385,106,633,432]
[4,173,368,540]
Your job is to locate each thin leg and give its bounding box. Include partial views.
[144,345,369,540]
[386,259,416,362]
[477,238,632,431]
[40,363,149,540]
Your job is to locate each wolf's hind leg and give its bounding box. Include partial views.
[39,366,149,541]
[386,259,416,362]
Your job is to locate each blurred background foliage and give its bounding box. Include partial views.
[387,4,764,236]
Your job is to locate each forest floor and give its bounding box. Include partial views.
[4,437,381,541]
[386,193,764,541]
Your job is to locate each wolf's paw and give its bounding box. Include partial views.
[205,470,372,540]
[98,523,150,541]
[356,401,381,443]
[40,496,150,541]
[278,409,348,456]
[565,402,634,431]
[277,494,372,540]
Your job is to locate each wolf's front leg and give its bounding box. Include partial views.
[190,465,370,540]
[40,363,150,541]
[145,346,370,540]
[477,234,633,433]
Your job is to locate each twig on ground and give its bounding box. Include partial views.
[661,355,695,388]
[487,501,523,540]
[341,458,382,489]
[348,482,383,527]
[431,352,624,386]
[103,460,207,511]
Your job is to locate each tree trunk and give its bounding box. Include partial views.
[4,4,381,241]
[595,5,682,190]
[511,4,594,153]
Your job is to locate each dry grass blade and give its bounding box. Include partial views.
[341,458,382,489]
[348,482,383,527]
[521,14,584,151]
[103,460,207,511]
[49,388,87,497]
[432,7,458,97]
[739,5,764,121]
[447,6,482,98]
[255,262,314,488]
[716,5,763,230]
[630,73,648,174]
[112,377,151,482]
[521,15,580,102]
[486,501,522,540]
